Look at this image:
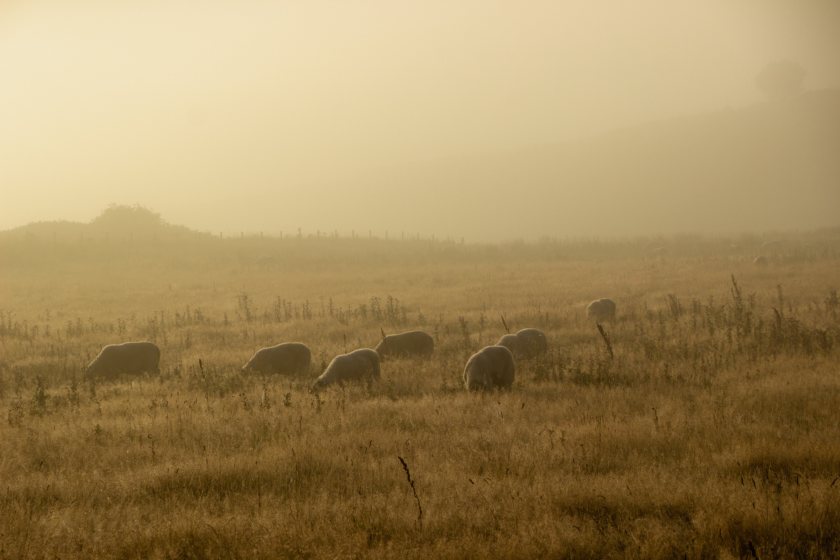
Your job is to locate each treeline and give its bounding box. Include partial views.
[2,206,839,271]
[3,227,840,272]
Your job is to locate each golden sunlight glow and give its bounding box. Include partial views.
[2,0,839,239]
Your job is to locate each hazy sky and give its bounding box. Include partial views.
[2,0,839,237]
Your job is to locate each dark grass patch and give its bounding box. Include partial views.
[144,454,370,503]
[732,447,840,481]
[718,500,840,560]
[551,493,694,531]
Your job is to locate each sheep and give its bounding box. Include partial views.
[496,316,547,359]
[311,348,380,392]
[241,342,311,375]
[375,329,434,359]
[586,298,616,322]
[463,345,515,391]
[496,328,548,359]
[86,341,160,378]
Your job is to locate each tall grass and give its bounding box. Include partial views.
[1,232,839,558]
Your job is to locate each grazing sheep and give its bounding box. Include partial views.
[86,341,160,378]
[241,342,311,375]
[496,328,548,359]
[463,345,515,391]
[586,298,616,322]
[375,329,434,359]
[311,348,380,392]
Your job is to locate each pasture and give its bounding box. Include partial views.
[1,231,839,559]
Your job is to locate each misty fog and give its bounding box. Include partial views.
[2,0,839,240]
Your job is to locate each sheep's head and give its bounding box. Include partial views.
[309,378,326,393]
[310,359,331,393]
[374,331,390,357]
[84,360,102,378]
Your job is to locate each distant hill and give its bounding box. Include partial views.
[0,205,209,242]
[345,89,840,239]
[1,203,838,273]
[3,91,839,242]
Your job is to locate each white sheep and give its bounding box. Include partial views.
[311,348,380,392]
[463,345,515,391]
[86,341,160,378]
[496,328,547,359]
[241,342,311,375]
[375,329,434,359]
[586,298,616,322]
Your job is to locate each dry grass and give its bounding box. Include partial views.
[1,231,839,559]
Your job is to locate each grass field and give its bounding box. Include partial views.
[1,228,839,559]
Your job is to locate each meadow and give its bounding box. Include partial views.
[1,226,839,559]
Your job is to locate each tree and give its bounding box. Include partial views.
[90,204,165,234]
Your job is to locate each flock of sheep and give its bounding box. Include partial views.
[85,298,617,391]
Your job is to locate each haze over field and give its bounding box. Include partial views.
[2,0,839,239]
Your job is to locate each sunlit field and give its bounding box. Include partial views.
[2,225,839,559]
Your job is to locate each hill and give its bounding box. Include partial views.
[4,92,838,243]
[339,89,840,239]
[0,205,207,242]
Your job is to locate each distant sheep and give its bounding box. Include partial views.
[375,329,434,359]
[242,342,311,375]
[496,328,547,359]
[311,348,380,392]
[86,341,160,378]
[586,298,616,322]
[463,345,515,391]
